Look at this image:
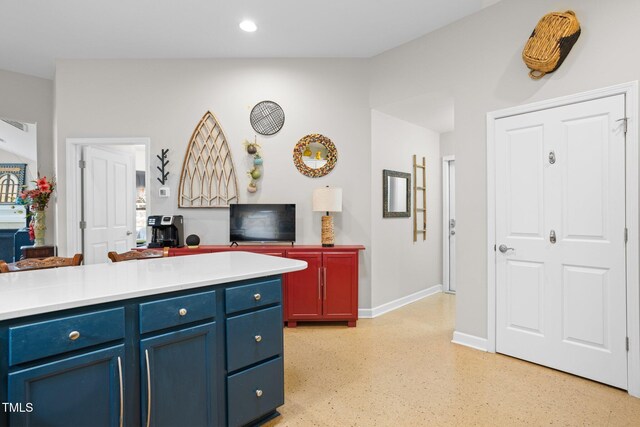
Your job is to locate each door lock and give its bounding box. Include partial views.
[549,151,556,164]
[550,229,556,244]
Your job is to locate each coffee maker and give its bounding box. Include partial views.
[147,215,184,248]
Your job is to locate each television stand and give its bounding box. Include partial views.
[230,242,239,247]
[160,244,365,327]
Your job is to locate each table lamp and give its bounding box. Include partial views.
[313,186,342,247]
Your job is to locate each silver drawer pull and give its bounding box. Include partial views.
[179,308,188,317]
[69,331,80,341]
[255,389,263,397]
[255,335,262,342]
[254,293,261,301]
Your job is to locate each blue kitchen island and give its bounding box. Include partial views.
[0,252,306,427]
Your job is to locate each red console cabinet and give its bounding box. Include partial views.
[163,245,364,327]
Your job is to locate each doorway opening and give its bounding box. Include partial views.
[0,119,37,262]
[442,155,455,293]
[66,137,150,264]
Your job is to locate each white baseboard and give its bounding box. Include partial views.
[359,284,442,318]
[451,331,488,352]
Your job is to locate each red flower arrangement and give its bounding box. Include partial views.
[17,176,56,211]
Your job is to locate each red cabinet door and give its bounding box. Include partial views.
[322,252,358,321]
[286,252,323,320]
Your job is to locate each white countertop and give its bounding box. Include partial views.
[0,251,307,321]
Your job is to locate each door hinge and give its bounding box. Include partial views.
[625,228,629,244]
[617,117,628,135]
[78,159,86,169]
[79,220,86,230]
[627,337,630,352]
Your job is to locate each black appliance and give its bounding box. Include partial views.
[230,204,295,243]
[148,215,184,248]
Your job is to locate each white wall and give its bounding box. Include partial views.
[440,131,455,157]
[371,0,640,338]
[54,58,373,308]
[370,110,441,308]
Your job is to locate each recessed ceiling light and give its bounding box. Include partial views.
[239,20,257,33]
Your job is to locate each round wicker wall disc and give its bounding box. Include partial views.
[250,101,285,135]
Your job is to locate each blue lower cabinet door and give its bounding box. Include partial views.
[8,344,125,427]
[140,322,217,427]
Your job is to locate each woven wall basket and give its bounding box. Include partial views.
[522,10,581,80]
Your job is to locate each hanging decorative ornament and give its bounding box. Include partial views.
[245,136,264,193]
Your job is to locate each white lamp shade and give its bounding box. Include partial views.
[313,187,342,212]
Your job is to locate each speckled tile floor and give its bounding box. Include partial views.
[265,293,640,426]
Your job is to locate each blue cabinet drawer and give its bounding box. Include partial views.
[9,308,125,366]
[227,356,284,427]
[139,290,216,334]
[225,278,281,314]
[226,306,283,372]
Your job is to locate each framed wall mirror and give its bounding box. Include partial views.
[383,169,411,218]
[293,134,337,178]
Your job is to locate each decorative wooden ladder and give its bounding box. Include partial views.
[413,155,426,242]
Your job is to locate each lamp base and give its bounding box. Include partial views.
[321,215,335,247]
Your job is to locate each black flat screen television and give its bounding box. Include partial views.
[229,204,296,243]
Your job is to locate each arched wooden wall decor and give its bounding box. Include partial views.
[178,111,239,207]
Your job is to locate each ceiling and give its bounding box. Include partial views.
[1,0,501,79]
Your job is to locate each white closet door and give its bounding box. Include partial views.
[495,94,627,388]
[83,146,136,264]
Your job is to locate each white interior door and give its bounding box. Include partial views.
[448,160,456,293]
[83,146,136,264]
[443,158,456,293]
[495,94,627,388]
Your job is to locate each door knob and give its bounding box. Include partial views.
[126,231,133,236]
[498,244,514,253]
[450,230,456,236]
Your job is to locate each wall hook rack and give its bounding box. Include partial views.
[157,149,169,185]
